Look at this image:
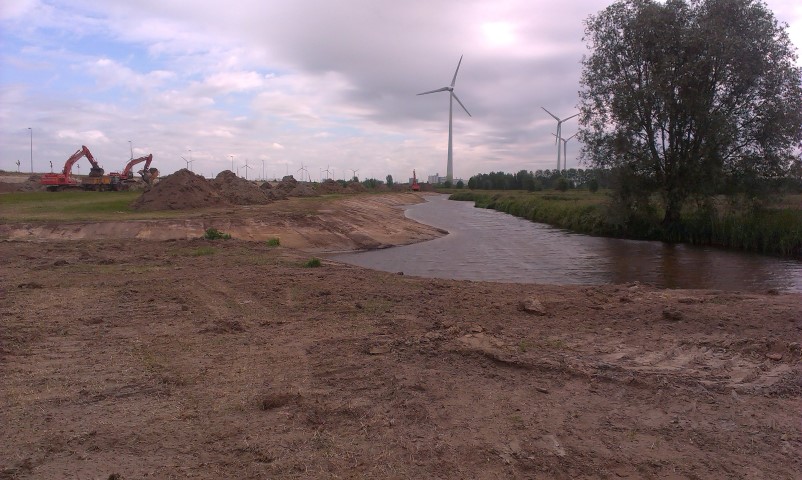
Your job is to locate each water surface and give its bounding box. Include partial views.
[332,195,802,291]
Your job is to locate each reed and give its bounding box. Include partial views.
[450,191,802,257]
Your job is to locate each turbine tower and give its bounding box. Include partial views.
[552,132,578,172]
[417,55,472,184]
[542,107,578,171]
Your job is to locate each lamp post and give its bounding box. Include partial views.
[28,127,32,173]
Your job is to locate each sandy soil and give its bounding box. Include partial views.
[1,193,800,479]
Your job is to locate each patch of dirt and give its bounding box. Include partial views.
[0,195,800,479]
[0,193,443,249]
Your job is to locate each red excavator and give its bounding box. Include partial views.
[411,169,420,191]
[109,154,159,187]
[40,145,108,191]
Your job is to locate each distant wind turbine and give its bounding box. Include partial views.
[417,55,472,184]
[552,132,578,172]
[350,169,359,181]
[180,155,194,172]
[542,107,578,171]
[297,164,309,182]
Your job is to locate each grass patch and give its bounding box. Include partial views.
[266,237,281,247]
[450,190,802,257]
[203,228,231,240]
[303,257,322,268]
[192,246,217,256]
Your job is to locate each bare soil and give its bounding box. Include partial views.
[1,193,800,479]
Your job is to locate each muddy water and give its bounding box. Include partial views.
[332,194,802,292]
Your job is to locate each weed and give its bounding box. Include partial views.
[203,227,231,240]
[266,237,281,247]
[192,246,217,256]
[303,257,322,268]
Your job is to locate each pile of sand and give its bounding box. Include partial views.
[130,169,228,211]
[212,171,271,205]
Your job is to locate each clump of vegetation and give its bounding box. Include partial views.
[192,246,217,256]
[303,257,322,268]
[266,237,281,247]
[203,227,231,240]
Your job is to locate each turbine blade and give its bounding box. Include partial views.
[562,113,579,122]
[541,107,559,121]
[451,55,464,87]
[451,92,471,117]
[566,132,578,141]
[417,87,450,96]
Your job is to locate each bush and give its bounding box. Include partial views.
[303,257,322,268]
[266,237,281,247]
[203,227,231,240]
[192,246,217,256]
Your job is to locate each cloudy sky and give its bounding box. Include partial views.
[1,0,800,182]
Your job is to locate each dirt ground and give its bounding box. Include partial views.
[1,192,801,479]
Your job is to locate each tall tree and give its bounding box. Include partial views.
[579,0,802,227]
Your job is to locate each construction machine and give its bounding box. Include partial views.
[109,154,159,187]
[40,145,110,191]
[411,169,421,191]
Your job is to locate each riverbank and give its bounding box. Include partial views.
[1,192,800,478]
[449,190,802,257]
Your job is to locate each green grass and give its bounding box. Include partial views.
[191,246,217,256]
[0,191,193,222]
[450,190,802,257]
[266,237,281,247]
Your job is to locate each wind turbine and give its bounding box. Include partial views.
[417,55,472,184]
[542,107,578,171]
[350,169,359,182]
[323,165,332,180]
[181,155,194,172]
[243,158,252,180]
[552,132,578,172]
[297,164,309,182]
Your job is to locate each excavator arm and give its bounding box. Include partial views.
[120,154,153,178]
[61,146,89,176]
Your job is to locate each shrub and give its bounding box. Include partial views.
[203,227,231,240]
[266,237,281,247]
[303,257,322,268]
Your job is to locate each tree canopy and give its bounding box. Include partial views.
[579,0,802,226]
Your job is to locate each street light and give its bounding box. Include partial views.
[28,127,32,173]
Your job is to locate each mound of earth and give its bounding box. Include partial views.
[345,181,366,193]
[212,170,271,205]
[275,175,318,197]
[0,174,41,193]
[317,179,344,194]
[130,169,228,211]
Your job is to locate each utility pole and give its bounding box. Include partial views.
[28,127,32,173]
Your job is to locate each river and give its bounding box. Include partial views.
[332,194,802,292]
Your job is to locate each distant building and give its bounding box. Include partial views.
[428,173,463,185]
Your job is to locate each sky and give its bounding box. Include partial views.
[1,0,800,182]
